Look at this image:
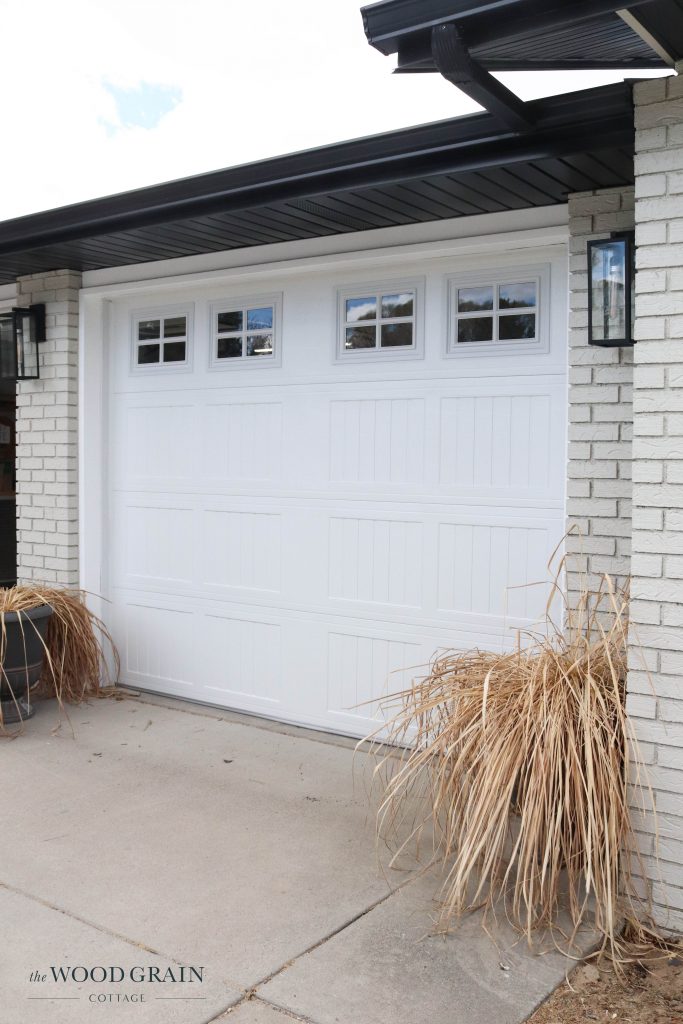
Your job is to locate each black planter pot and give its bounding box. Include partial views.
[0,604,53,724]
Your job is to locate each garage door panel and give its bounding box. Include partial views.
[438,388,563,498]
[202,400,283,484]
[116,600,198,693]
[327,630,421,725]
[112,383,563,502]
[123,505,196,586]
[111,496,561,627]
[434,521,553,619]
[328,515,423,608]
[329,396,427,486]
[111,400,199,491]
[106,247,567,736]
[111,589,562,732]
[202,509,282,595]
[202,612,282,708]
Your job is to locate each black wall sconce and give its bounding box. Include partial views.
[587,232,635,347]
[0,304,46,381]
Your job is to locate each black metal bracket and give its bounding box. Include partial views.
[431,23,535,131]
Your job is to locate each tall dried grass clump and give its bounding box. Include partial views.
[0,585,118,721]
[369,575,656,960]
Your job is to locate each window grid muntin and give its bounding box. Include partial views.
[452,277,538,348]
[134,313,189,367]
[342,288,416,351]
[214,302,275,361]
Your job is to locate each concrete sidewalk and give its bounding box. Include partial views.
[2,695,573,1024]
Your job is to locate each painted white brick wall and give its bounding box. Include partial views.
[567,188,634,605]
[630,75,683,932]
[15,270,81,586]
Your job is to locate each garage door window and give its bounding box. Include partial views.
[446,266,547,356]
[336,279,424,360]
[132,310,191,371]
[210,294,282,368]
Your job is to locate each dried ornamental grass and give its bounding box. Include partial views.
[367,575,658,962]
[0,585,119,727]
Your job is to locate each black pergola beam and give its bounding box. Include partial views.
[362,0,666,58]
[459,0,653,52]
[394,32,666,73]
[430,23,534,129]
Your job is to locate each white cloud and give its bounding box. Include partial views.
[0,0,670,221]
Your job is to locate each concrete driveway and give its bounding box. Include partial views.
[2,694,575,1024]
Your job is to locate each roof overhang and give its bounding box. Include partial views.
[0,82,635,285]
[361,0,683,71]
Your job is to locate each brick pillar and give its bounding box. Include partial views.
[630,75,683,932]
[566,188,634,607]
[15,270,81,586]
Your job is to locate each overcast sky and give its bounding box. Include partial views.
[0,0,670,222]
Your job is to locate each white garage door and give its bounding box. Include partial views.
[105,244,567,737]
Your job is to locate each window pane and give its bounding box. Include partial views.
[381,292,413,319]
[137,343,160,364]
[217,337,243,359]
[458,287,493,313]
[345,326,376,350]
[138,319,160,341]
[499,282,536,309]
[163,316,186,338]
[246,334,273,357]
[217,310,243,332]
[247,307,273,331]
[163,341,186,362]
[590,241,627,342]
[346,297,376,323]
[380,323,413,348]
[499,313,536,340]
[457,317,493,343]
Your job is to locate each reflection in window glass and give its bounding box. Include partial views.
[381,323,413,347]
[138,343,160,364]
[214,303,276,362]
[341,286,417,355]
[217,310,243,332]
[217,337,243,359]
[453,277,539,347]
[458,287,493,313]
[136,312,189,367]
[590,242,627,343]
[345,297,376,322]
[345,326,376,350]
[498,283,536,309]
[138,320,160,341]
[246,334,273,357]
[499,314,535,340]
[247,307,273,331]
[381,293,413,318]
[163,316,187,338]
[458,317,493,343]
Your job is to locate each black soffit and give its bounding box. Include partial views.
[361,0,683,71]
[0,82,635,284]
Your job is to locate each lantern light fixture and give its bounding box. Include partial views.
[0,304,46,381]
[587,232,635,348]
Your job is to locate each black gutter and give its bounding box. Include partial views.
[0,83,634,257]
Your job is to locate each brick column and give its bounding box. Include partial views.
[15,270,81,586]
[566,188,634,606]
[630,75,683,932]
